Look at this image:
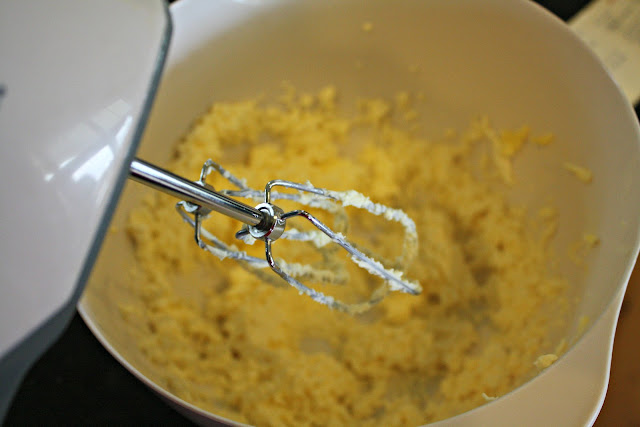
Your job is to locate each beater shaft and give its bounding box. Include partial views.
[129,158,265,227]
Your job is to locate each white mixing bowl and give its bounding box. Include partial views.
[80,0,640,425]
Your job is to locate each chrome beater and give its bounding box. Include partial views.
[129,158,421,313]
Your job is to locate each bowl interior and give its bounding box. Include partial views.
[82,0,640,424]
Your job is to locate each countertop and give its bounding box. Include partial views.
[3,1,638,425]
[595,263,640,427]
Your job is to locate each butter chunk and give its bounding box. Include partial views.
[534,354,558,369]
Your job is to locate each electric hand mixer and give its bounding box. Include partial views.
[0,0,421,419]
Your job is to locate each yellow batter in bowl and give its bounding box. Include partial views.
[120,86,569,426]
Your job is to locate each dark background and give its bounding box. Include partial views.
[4,1,638,425]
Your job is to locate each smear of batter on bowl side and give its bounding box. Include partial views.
[563,161,593,183]
[124,86,571,426]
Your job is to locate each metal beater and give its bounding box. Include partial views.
[129,158,421,313]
